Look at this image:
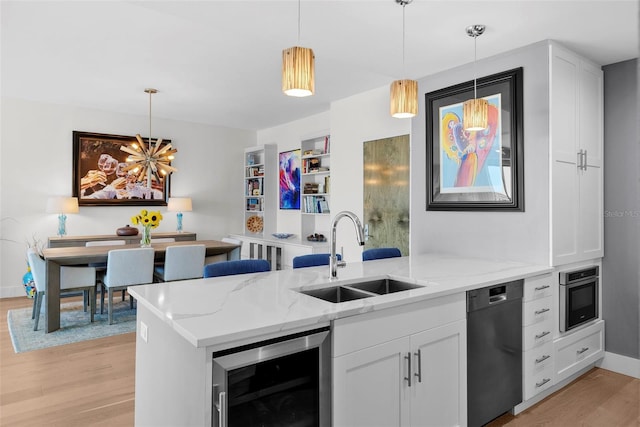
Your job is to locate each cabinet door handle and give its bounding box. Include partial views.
[583,149,588,169]
[414,349,422,383]
[535,354,551,364]
[535,331,551,340]
[577,347,589,355]
[536,378,551,388]
[534,285,550,291]
[404,352,412,387]
[534,308,550,315]
[577,149,584,170]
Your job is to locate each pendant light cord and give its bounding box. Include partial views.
[297,0,301,44]
[148,90,152,147]
[473,32,478,100]
[402,3,406,77]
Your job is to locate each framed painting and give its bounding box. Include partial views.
[425,67,524,211]
[72,131,172,206]
[279,149,301,210]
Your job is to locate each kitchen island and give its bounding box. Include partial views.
[129,253,552,426]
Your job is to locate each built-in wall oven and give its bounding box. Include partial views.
[560,265,599,332]
[212,327,330,427]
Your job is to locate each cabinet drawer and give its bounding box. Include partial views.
[523,362,554,400]
[523,318,554,351]
[555,320,604,382]
[523,274,553,302]
[522,296,553,327]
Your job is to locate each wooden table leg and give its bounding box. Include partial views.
[45,260,61,333]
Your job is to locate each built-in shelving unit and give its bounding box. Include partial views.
[300,135,331,239]
[244,144,276,237]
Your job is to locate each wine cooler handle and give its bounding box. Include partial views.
[219,391,227,427]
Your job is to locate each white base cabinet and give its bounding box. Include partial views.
[332,294,467,427]
[554,320,604,383]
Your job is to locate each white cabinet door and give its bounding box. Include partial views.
[333,337,411,427]
[550,43,603,266]
[410,320,467,427]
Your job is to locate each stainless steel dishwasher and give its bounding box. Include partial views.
[467,280,523,427]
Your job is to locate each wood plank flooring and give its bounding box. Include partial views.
[1,296,638,426]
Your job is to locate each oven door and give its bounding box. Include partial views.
[212,327,330,427]
[560,278,599,332]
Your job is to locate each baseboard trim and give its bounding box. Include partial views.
[598,351,640,379]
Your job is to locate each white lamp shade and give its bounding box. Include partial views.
[167,197,193,212]
[46,197,79,214]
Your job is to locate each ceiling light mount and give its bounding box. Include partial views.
[395,0,413,6]
[463,24,488,131]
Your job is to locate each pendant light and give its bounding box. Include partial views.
[282,0,315,97]
[120,88,178,188]
[462,25,488,131]
[390,0,418,119]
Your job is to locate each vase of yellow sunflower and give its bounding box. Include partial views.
[131,209,163,247]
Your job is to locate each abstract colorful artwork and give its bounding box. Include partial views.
[279,149,301,209]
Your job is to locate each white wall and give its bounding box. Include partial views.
[0,97,255,297]
[411,41,551,265]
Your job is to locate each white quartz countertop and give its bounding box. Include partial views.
[128,253,552,350]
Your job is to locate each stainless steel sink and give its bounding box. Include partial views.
[299,286,373,303]
[298,278,424,303]
[348,278,424,294]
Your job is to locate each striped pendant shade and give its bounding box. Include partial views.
[462,98,488,131]
[282,46,315,97]
[390,79,418,118]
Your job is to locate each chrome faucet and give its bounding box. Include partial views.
[330,211,365,279]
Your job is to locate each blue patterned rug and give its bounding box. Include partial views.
[7,299,136,353]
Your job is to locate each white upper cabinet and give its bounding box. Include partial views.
[550,43,604,266]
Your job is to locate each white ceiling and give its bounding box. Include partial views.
[2,1,638,131]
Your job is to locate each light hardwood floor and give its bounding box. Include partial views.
[1,296,638,426]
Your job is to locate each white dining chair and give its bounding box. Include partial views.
[153,244,206,282]
[222,237,242,261]
[27,248,96,331]
[86,240,126,302]
[101,247,155,324]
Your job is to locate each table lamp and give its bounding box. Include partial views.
[46,196,79,237]
[167,197,192,233]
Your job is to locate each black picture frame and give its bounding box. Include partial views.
[72,131,171,206]
[425,67,524,211]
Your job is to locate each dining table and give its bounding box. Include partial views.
[41,239,240,333]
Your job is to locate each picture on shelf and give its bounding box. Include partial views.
[279,149,301,210]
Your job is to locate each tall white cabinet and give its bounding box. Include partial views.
[550,43,604,266]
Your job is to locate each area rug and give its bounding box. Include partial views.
[7,299,137,353]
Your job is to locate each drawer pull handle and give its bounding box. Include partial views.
[536,378,551,388]
[535,354,551,364]
[577,347,589,355]
[414,349,422,383]
[534,308,550,315]
[534,285,550,291]
[535,331,551,340]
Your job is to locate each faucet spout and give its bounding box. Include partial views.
[329,211,365,279]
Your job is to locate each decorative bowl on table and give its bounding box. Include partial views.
[272,233,294,239]
[116,225,139,236]
[306,233,327,242]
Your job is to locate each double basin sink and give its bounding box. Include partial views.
[298,277,424,303]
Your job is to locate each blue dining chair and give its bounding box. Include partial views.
[203,259,271,278]
[362,247,402,261]
[292,253,341,269]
